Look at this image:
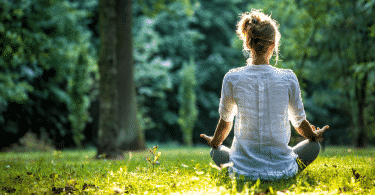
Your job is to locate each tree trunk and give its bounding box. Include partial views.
[97,0,145,158]
[354,73,368,148]
[116,0,146,151]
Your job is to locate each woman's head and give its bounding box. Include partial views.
[236,9,280,64]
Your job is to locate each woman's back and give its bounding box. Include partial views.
[220,64,305,180]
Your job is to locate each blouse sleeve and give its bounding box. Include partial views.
[288,71,306,128]
[218,73,238,122]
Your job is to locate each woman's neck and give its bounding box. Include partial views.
[252,56,270,65]
[251,46,274,65]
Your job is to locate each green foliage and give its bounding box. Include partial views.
[295,0,375,145]
[133,0,246,144]
[178,58,198,146]
[68,48,95,147]
[133,15,173,132]
[0,146,375,194]
[252,0,375,145]
[135,0,195,17]
[0,0,36,110]
[0,0,98,148]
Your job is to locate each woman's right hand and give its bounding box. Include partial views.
[311,125,329,142]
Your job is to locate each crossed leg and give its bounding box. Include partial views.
[210,145,230,168]
[210,139,321,172]
[292,139,321,171]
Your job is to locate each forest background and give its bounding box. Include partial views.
[1,0,375,152]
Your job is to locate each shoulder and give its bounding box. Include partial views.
[272,66,293,74]
[227,66,248,74]
[225,66,247,78]
[275,68,300,91]
[272,67,297,80]
[223,66,246,83]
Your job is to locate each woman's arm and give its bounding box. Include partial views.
[200,118,233,148]
[201,72,237,148]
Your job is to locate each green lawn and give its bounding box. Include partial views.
[0,145,374,194]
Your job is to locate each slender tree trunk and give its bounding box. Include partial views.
[97,0,145,158]
[354,73,368,148]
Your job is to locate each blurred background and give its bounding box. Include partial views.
[1,0,375,152]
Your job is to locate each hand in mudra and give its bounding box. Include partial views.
[200,134,219,148]
[311,125,329,142]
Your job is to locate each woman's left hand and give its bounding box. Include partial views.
[200,134,218,148]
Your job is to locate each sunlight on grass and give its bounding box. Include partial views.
[0,146,374,194]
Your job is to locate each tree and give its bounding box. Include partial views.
[97,0,202,156]
[178,58,198,146]
[97,0,145,158]
[294,0,375,148]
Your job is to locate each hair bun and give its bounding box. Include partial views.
[236,9,281,65]
[242,18,252,35]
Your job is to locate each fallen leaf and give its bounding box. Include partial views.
[351,168,361,180]
[52,186,64,194]
[2,186,16,193]
[82,183,97,190]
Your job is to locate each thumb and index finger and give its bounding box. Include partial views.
[200,134,212,142]
[314,125,329,142]
[315,125,330,135]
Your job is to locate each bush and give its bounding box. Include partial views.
[4,131,55,152]
[178,58,198,146]
[0,0,98,149]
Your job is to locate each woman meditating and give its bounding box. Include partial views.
[200,10,329,180]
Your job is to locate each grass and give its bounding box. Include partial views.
[0,145,375,194]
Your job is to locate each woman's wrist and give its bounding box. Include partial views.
[210,138,222,148]
[210,118,233,148]
[297,119,318,141]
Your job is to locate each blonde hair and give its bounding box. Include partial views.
[236,9,281,65]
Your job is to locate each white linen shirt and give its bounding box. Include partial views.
[219,64,306,180]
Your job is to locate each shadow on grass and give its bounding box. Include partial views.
[210,164,318,194]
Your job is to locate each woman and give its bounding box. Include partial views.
[200,10,329,180]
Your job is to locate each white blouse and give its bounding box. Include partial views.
[219,64,306,180]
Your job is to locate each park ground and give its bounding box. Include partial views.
[0,144,375,194]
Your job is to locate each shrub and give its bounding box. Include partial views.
[0,0,98,149]
[5,131,55,152]
[178,58,198,146]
